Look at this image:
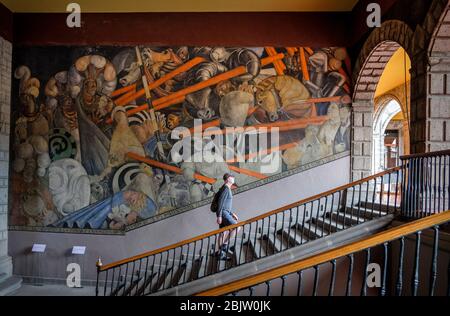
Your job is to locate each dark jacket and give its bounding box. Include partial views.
[216,186,233,218]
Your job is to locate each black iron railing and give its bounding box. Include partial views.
[95,150,450,296]
[401,150,450,219]
[202,210,450,296]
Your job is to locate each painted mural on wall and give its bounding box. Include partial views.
[9,46,352,231]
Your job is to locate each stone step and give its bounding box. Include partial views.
[313,217,348,233]
[1,276,23,296]
[281,227,310,247]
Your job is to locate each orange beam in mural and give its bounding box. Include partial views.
[127,152,268,183]
[200,116,328,137]
[111,84,136,97]
[265,47,286,75]
[187,107,259,134]
[127,152,216,184]
[108,53,285,124]
[299,47,310,82]
[115,56,206,106]
[226,142,299,163]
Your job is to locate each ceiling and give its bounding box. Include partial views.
[0,0,359,13]
[375,47,411,98]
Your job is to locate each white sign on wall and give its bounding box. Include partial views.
[31,244,46,253]
[72,246,86,255]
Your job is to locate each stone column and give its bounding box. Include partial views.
[351,101,374,181]
[0,36,15,293]
[427,57,450,151]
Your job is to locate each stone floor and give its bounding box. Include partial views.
[8,283,96,296]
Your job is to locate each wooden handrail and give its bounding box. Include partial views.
[99,165,402,271]
[195,210,450,296]
[400,149,450,160]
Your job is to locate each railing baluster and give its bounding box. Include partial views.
[280,275,287,296]
[265,216,271,256]
[183,243,190,282]
[315,198,322,237]
[329,260,336,296]
[122,263,129,296]
[140,256,150,296]
[328,193,335,232]
[346,254,354,296]
[444,155,448,211]
[238,224,246,266]
[135,258,143,296]
[103,269,108,296]
[381,242,389,296]
[191,241,197,277]
[265,280,271,296]
[168,248,177,289]
[356,183,363,223]
[146,255,155,295]
[204,237,211,277]
[379,173,384,217]
[387,172,392,213]
[294,206,300,246]
[361,248,370,296]
[394,168,399,212]
[257,218,262,259]
[418,157,423,218]
[371,178,377,219]
[129,261,136,296]
[110,267,116,296]
[300,204,307,244]
[438,156,442,213]
[411,231,422,296]
[429,226,439,296]
[396,237,405,296]
[313,266,320,296]
[297,270,303,296]
[322,195,328,234]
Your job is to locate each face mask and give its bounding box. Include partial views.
[228,177,235,184]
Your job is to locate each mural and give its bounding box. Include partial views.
[9,46,352,231]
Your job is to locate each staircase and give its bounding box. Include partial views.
[95,150,450,296]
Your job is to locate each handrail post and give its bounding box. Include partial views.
[96,257,103,296]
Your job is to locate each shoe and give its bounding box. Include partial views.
[221,244,235,253]
[219,250,231,261]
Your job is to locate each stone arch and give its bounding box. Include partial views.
[372,97,403,173]
[350,20,414,181]
[353,20,414,103]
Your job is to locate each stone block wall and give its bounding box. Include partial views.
[0,36,12,279]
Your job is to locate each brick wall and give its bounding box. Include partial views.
[0,36,12,279]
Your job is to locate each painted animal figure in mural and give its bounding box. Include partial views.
[219,91,255,127]
[182,47,261,121]
[255,75,312,122]
[113,47,187,96]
